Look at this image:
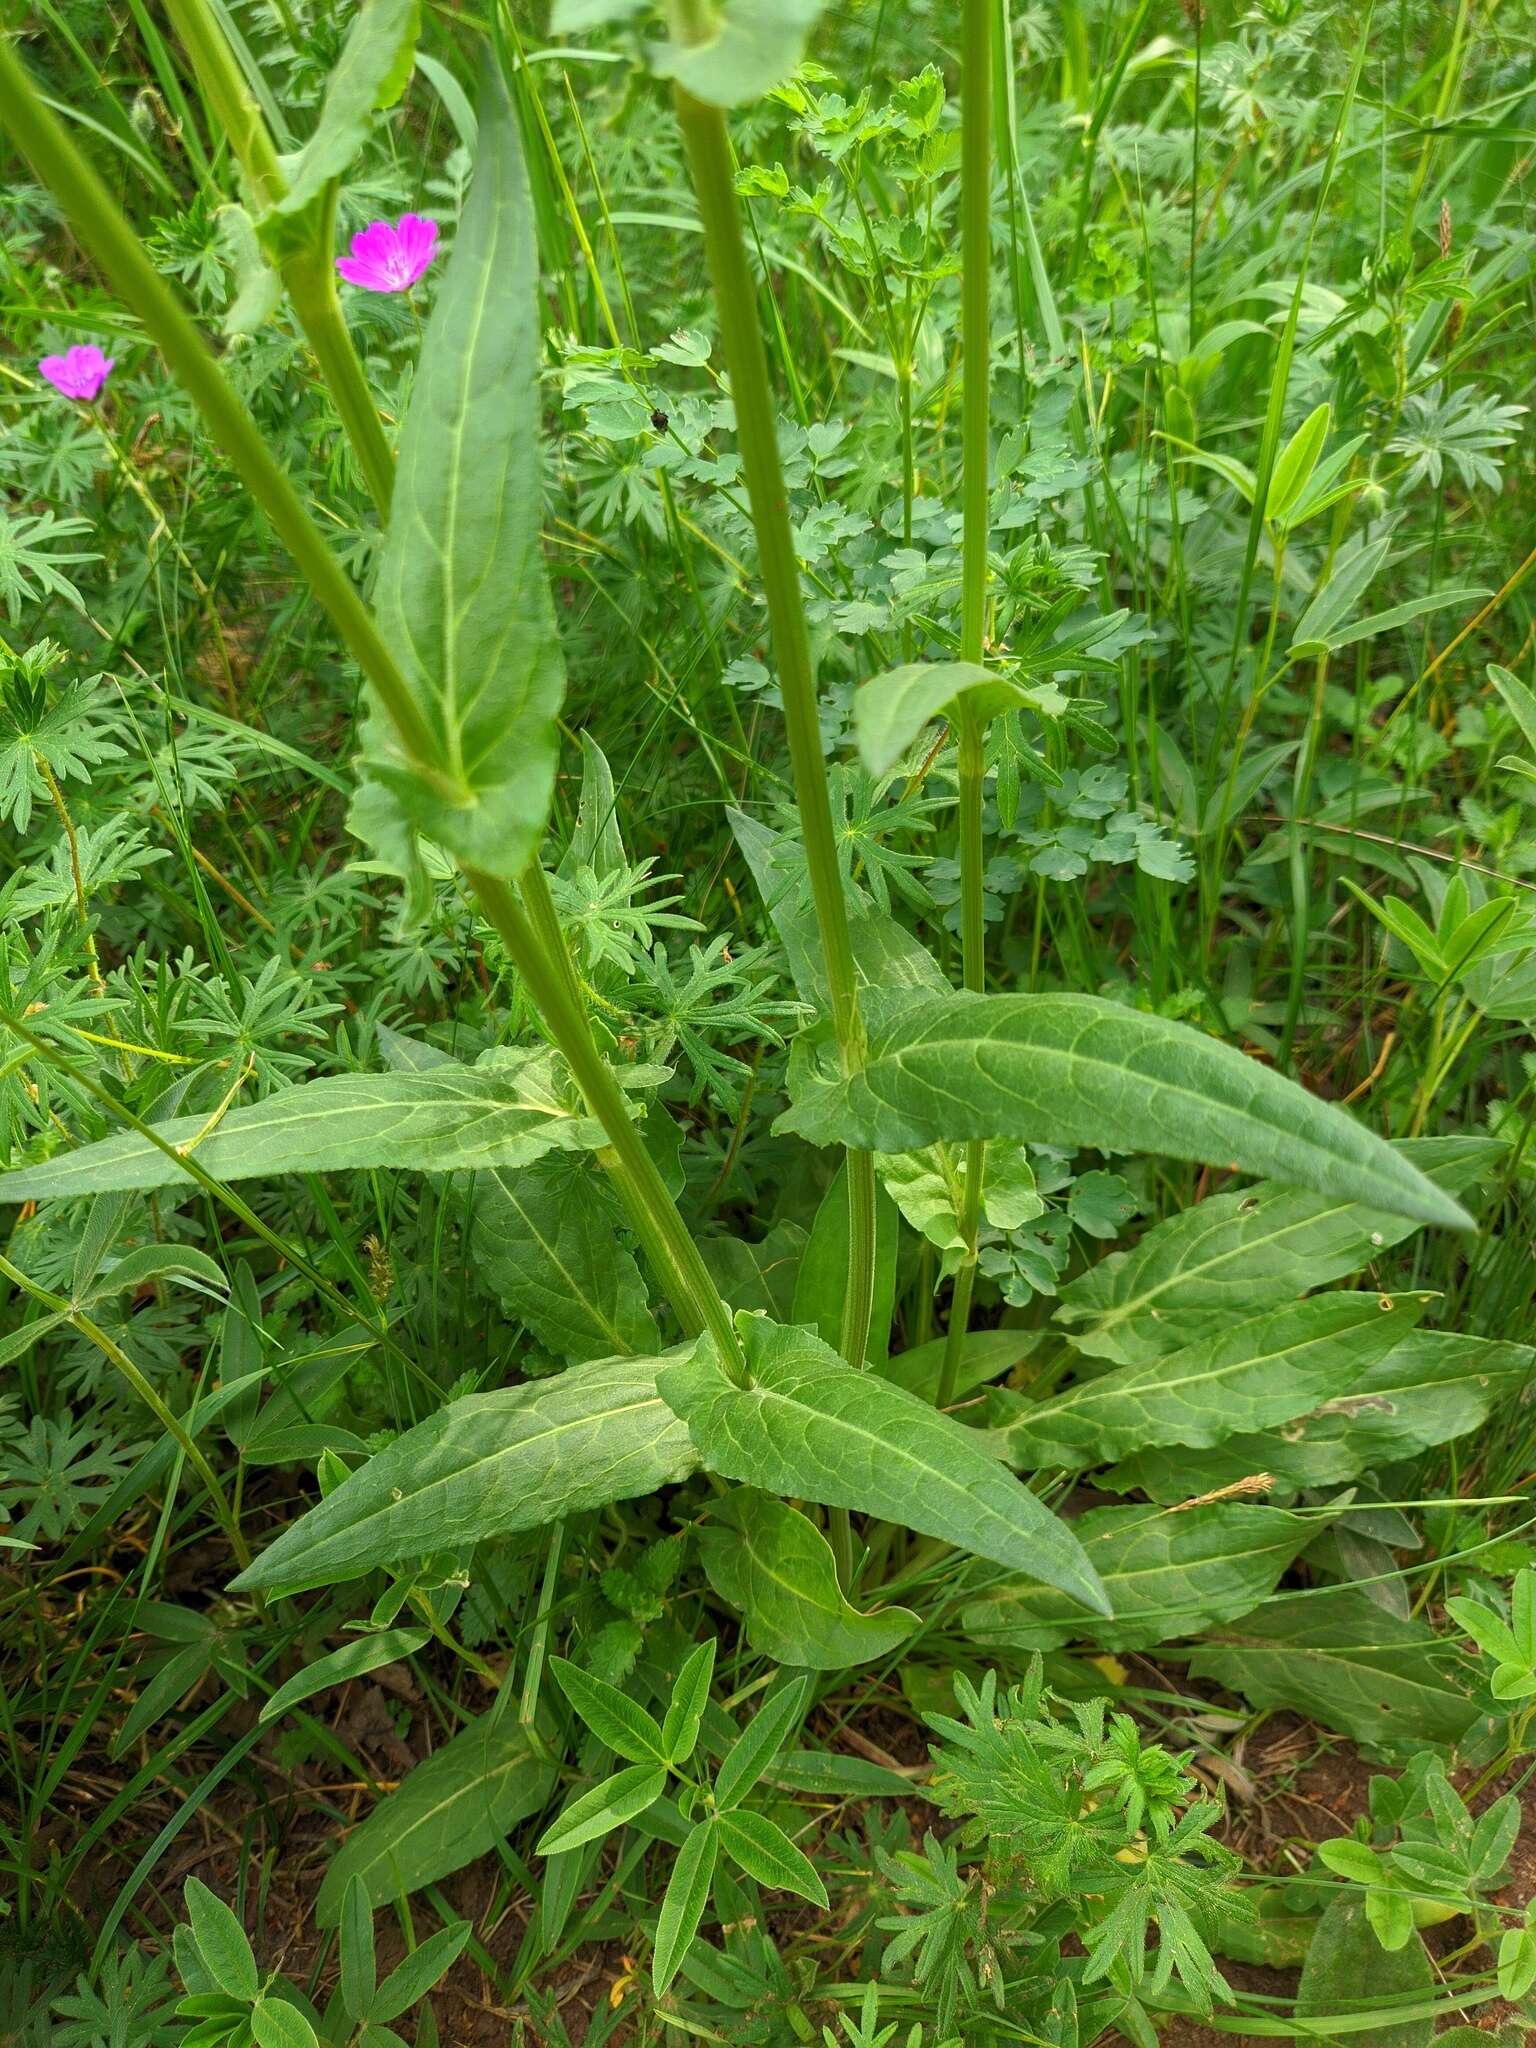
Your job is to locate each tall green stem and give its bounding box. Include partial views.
[937,0,993,1412]
[668,43,877,1374]
[0,38,744,1378]
[162,0,396,519]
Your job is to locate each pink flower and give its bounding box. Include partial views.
[39,344,114,402]
[336,214,439,293]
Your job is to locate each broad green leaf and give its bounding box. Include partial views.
[791,1159,899,1364]
[260,1628,429,1723]
[313,1708,556,1924]
[653,0,826,108]
[729,808,947,1016]
[370,1921,472,2025]
[1264,402,1330,523]
[652,1820,718,1993]
[534,1764,667,1855]
[1055,1136,1495,1365]
[715,1678,810,1810]
[0,1055,603,1202]
[364,64,566,878]
[699,1220,806,1322]
[184,1878,258,2001]
[1294,1895,1433,2048]
[264,0,421,239]
[471,1155,659,1363]
[232,1355,697,1594]
[778,990,1471,1229]
[698,1488,918,1669]
[852,660,1006,777]
[1106,1332,1536,1500]
[994,1290,1428,1471]
[251,1998,320,2048]
[717,1809,828,1907]
[551,1658,669,1764]
[657,1315,1109,1614]
[960,1504,1316,1653]
[1186,1589,1483,1754]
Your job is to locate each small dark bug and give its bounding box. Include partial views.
[650,408,669,433]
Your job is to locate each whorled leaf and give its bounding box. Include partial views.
[657,1314,1109,1615]
[361,62,566,879]
[232,1354,698,1593]
[779,990,1472,1229]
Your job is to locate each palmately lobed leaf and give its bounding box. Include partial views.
[364,61,566,878]
[778,989,1472,1229]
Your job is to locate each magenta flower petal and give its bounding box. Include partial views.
[39,344,114,402]
[335,214,439,293]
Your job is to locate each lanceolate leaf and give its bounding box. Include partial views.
[960,1504,1317,1653]
[791,1159,899,1364]
[1105,1332,1536,1501]
[657,1315,1110,1614]
[994,1290,1429,1471]
[364,63,566,877]
[1056,1136,1495,1365]
[698,1488,919,1669]
[471,1155,659,1363]
[778,990,1471,1229]
[265,0,421,237]
[313,1708,556,1923]
[0,1057,603,1202]
[1186,1589,1485,1754]
[233,1355,698,1593]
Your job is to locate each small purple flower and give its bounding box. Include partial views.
[336,214,439,293]
[39,344,114,402]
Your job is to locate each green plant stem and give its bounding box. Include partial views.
[0,1252,250,1571]
[472,867,743,1374]
[667,41,877,1377]
[162,0,395,518]
[0,40,745,1378]
[937,0,993,1413]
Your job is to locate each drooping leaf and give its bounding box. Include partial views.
[791,1160,899,1364]
[1185,1589,1485,1754]
[233,1354,697,1593]
[362,62,566,878]
[1106,1332,1536,1501]
[653,0,826,108]
[779,990,1470,1229]
[960,1504,1317,1653]
[264,0,421,243]
[657,1315,1109,1614]
[0,1055,603,1202]
[1055,1136,1495,1365]
[993,1291,1429,1471]
[472,1154,659,1363]
[313,1708,556,1924]
[698,1488,918,1669]
[1294,1894,1433,2048]
[729,808,947,1016]
[852,660,1007,778]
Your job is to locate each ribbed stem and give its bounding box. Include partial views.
[668,49,878,1378]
